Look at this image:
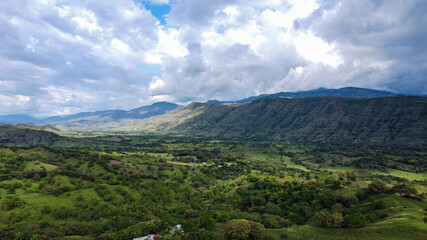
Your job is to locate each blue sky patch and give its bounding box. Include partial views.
[136,63,162,75]
[141,1,172,25]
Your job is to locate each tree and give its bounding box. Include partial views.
[391,184,418,198]
[226,219,265,240]
[199,211,216,230]
[226,220,251,240]
[368,181,388,194]
[315,211,344,228]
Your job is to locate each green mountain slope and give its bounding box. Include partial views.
[124,96,426,148]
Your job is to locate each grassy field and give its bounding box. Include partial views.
[370,169,427,181]
[267,196,427,240]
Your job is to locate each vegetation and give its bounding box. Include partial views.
[0,133,425,239]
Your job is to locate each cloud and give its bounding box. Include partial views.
[0,0,162,116]
[296,0,427,94]
[0,0,426,116]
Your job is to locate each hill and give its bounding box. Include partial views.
[119,96,427,149]
[0,124,64,146]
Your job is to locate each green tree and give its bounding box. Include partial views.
[226,219,265,240]
[199,212,216,230]
[315,211,344,228]
[368,181,388,194]
[391,184,418,198]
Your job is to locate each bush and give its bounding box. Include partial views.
[372,198,399,210]
[315,211,344,228]
[368,181,388,194]
[365,210,388,222]
[226,219,265,240]
[216,212,231,222]
[391,184,418,198]
[345,213,366,227]
[262,218,280,229]
[1,196,25,210]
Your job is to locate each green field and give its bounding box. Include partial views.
[0,137,426,239]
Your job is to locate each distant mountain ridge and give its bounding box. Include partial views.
[42,101,181,131]
[208,87,398,103]
[0,114,41,124]
[43,101,180,123]
[0,87,418,128]
[0,102,180,125]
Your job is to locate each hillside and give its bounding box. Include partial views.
[121,96,427,148]
[0,125,64,146]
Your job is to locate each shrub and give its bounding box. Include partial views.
[1,196,25,210]
[315,211,344,228]
[216,212,231,222]
[345,213,366,227]
[368,181,388,194]
[262,218,280,229]
[391,184,418,198]
[226,219,265,240]
[365,210,388,222]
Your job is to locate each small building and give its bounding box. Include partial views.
[133,234,154,240]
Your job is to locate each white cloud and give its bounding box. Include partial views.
[0,0,425,116]
[145,27,189,64]
[148,0,170,5]
[72,10,102,33]
[294,31,342,67]
[149,76,165,92]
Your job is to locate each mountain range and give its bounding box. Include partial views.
[113,95,427,149]
[0,87,426,149]
[0,101,180,126]
[208,87,399,103]
[0,87,404,125]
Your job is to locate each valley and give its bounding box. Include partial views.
[0,89,426,239]
[0,133,426,239]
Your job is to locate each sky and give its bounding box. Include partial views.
[0,0,426,117]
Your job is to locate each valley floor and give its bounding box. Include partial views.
[0,136,426,239]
